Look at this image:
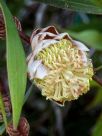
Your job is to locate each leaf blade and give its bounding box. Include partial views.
[35,0,102,14]
[92,115,102,136]
[0,0,27,128]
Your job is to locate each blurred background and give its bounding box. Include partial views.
[0,0,102,136]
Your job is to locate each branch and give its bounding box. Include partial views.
[92,75,102,86]
[19,31,30,45]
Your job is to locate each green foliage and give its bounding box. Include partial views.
[91,88,102,107]
[68,30,102,50]
[0,0,27,129]
[90,0,102,6]
[87,81,102,109]
[0,124,5,135]
[92,114,102,136]
[7,0,25,15]
[35,0,102,14]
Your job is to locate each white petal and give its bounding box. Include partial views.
[28,60,42,79]
[39,32,56,37]
[41,26,59,34]
[81,51,88,63]
[26,53,32,62]
[72,40,89,51]
[31,34,40,51]
[30,28,41,42]
[33,39,59,56]
[31,32,56,51]
[54,32,72,40]
[35,63,48,79]
[30,26,59,43]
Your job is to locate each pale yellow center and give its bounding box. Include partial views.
[34,39,93,105]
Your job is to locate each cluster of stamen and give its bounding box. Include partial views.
[34,39,93,105]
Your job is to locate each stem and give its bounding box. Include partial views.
[92,75,102,86]
[94,65,102,72]
[0,92,7,128]
[19,31,30,45]
[24,84,34,104]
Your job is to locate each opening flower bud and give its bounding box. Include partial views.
[27,26,93,106]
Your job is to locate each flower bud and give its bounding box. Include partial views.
[27,26,93,106]
[0,95,11,122]
[7,117,30,136]
[0,79,11,122]
[0,10,22,39]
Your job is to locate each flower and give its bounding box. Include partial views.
[27,26,93,106]
[0,10,22,39]
[7,117,30,136]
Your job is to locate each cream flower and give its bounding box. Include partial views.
[27,26,93,106]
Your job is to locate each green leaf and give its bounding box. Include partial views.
[86,80,102,109]
[92,114,102,136]
[0,0,27,128]
[86,78,102,110]
[90,0,102,7]
[7,0,25,15]
[0,124,5,135]
[24,84,34,104]
[35,0,102,14]
[67,30,102,50]
[91,88,102,107]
